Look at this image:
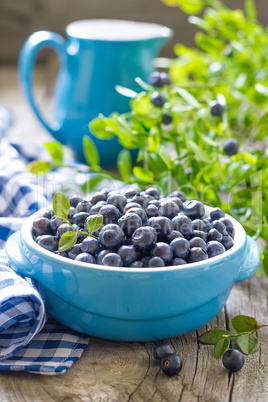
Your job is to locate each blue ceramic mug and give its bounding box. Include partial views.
[18,20,173,166]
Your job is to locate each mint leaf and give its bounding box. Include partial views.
[28,161,52,176]
[83,136,99,168]
[133,167,154,182]
[117,149,132,182]
[199,329,231,345]
[58,231,77,252]
[44,142,63,163]
[214,338,230,359]
[231,315,258,333]
[237,333,259,355]
[86,214,103,234]
[53,192,70,220]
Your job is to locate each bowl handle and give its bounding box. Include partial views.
[235,235,261,283]
[5,232,35,278]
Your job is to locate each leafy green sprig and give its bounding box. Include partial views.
[52,192,103,252]
[199,315,267,358]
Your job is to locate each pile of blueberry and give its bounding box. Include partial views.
[32,186,234,267]
[153,342,182,377]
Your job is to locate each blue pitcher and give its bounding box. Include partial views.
[18,19,173,166]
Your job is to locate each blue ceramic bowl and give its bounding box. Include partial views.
[5,207,260,341]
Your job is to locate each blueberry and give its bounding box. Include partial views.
[166,230,183,243]
[126,207,148,225]
[107,193,127,212]
[207,229,223,242]
[98,224,125,250]
[211,220,227,235]
[145,204,159,217]
[148,199,161,207]
[221,235,234,250]
[37,235,58,252]
[54,250,68,258]
[172,214,193,238]
[69,195,83,208]
[151,242,173,263]
[32,217,51,237]
[183,200,205,220]
[170,238,190,259]
[76,200,92,213]
[192,219,206,232]
[149,71,171,87]
[189,237,207,252]
[222,349,245,373]
[154,343,175,362]
[151,92,166,108]
[90,191,107,205]
[202,218,212,232]
[192,230,207,241]
[75,253,96,264]
[50,215,64,232]
[117,245,138,266]
[188,247,208,263]
[162,112,172,125]
[159,200,181,219]
[160,354,182,377]
[102,253,123,267]
[207,241,225,258]
[145,187,160,199]
[169,191,187,202]
[132,226,157,252]
[81,237,100,255]
[90,201,107,215]
[148,257,165,267]
[68,206,77,223]
[210,207,225,221]
[223,138,239,156]
[132,194,151,209]
[68,244,82,259]
[118,212,142,237]
[129,260,144,268]
[73,212,90,228]
[171,258,187,266]
[57,223,76,237]
[168,197,183,209]
[141,256,151,266]
[123,187,140,198]
[99,204,120,224]
[43,209,53,219]
[219,217,234,234]
[97,249,113,265]
[149,216,173,239]
[210,100,224,116]
[123,202,143,214]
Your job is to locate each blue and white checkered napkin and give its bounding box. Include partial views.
[0,106,90,374]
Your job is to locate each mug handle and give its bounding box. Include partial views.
[5,232,35,278]
[18,31,67,141]
[235,235,261,282]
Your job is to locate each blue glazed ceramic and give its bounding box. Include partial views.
[18,20,173,167]
[5,206,260,341]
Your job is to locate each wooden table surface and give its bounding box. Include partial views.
[0,65,268,402]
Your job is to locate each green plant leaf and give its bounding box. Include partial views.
[199,329,231,345]
[58,231,78,252]
[86,214,103,234]
[231,315,258,333]
[214,338,230,359]
[53,192,70,219]
[44,142,63,163]
[117,149,132,182]
[28,161,52,176]
[177,0,204,15]
[135,77,153,91]
[175,87,199,107]
[90,118,115,140]
[237,333,259,354]
[83,136,99,168]
[133,167,154,182]
[245,0,257,20]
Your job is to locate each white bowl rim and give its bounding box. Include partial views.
[21,205,246,273]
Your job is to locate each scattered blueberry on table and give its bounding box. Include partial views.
[32,187,234,268]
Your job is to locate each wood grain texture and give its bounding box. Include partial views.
[0,66,268,401]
